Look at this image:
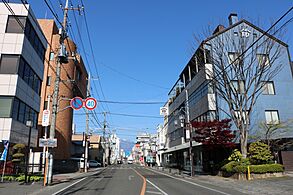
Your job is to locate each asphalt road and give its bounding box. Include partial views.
[58,164,246,195]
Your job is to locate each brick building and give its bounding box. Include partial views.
[37,19,88,160]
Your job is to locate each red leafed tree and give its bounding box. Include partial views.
[191,119,235,149]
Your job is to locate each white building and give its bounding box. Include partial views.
[0,3,46,147]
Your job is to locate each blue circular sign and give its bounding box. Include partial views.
[70,97,83,110]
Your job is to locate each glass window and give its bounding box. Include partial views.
[231,80,245,94]
[18,101,25,123]
[6,16,26,33]
[0,97,13,117]
[23,63,30,84]
[228,52,240,65]
[262,81,275,95]
[0,55,20,74]
[234,111,249,124]
[18,57,25,78]
[12,98,19,120]
[43,101,48,110]
[28,68,34,88]
[49,52,54,61]
[257,54,270,67]
[265,110,279,125]
[47,76,52,86]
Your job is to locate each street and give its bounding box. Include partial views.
[57,164,245,195]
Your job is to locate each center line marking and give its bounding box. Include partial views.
[132,168,146,195]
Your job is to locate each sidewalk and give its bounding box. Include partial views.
[148,166,293,195]
[0,167,105,195]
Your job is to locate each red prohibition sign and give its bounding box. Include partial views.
[70,97,84,110]
[85,97,97,110]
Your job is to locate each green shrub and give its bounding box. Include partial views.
[249,164,284,173]
[222,163,284,174]
[221,161,239,173]
[3,176,15,181]
[248,141,273,164]
[30,175,43,182]
[228,149,242,162]
[15,174,25,182]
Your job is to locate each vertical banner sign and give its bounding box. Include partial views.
[0,140,9,161]
[42,110,50,127]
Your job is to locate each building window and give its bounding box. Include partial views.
[231,80,245,94]
[257,54,270,67]
[0,97,13,117]
[24,19,45,62]
[76,68,81,81]
[228,52,240,65]
[234,110,250,124]
[44,101,48,110]
[47,76,52,86]
[0,55,20,74]
[49,52,54,61]
[6,15,26,33]
[262,81,275,95]
[265,110,279,125]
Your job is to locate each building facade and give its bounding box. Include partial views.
[37,19,88,160]
[0,3,46,147]
[162,14,293,173]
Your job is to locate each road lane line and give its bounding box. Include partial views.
[146,190,162,194]
[146,179,168,195]
[146,168,231,195]
[52,177,87,195]
[132,168,146,195]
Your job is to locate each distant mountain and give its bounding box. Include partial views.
[120,139,135,153]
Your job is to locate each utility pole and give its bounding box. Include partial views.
[47,0,82,185]
[185,89,194,177]
[103,112,107,167]
[84,73,90,172]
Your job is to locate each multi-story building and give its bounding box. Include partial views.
[37,19,88,160]
[0,3,46,148]
[162,13,293,172]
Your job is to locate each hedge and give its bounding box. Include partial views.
[221,163,284,174]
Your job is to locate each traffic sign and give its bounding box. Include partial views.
[85,97,97,110]
[70,97,84,110]
[42,110,50,127]
[39,138,57,147]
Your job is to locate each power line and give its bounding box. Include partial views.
[96,99,165,105]
[75,112,162,119]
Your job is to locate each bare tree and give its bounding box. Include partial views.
[251,120,293,152]
[203,24,284,158]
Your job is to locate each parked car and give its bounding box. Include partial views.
[88,160,101,167]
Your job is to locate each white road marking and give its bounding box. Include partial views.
[146,190,162,194]
[52,177,87,195]
[146,168,231,195]
[146,179,168,195]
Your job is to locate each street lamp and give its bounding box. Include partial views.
[25,120,33,183]
[174,112,194,177]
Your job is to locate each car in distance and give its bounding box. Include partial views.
[88,160,101,167]
[127,159,133,164]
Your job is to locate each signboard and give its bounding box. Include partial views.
[42,110,50,127]
[39,138,57,147]
[70,97,84,110]
[85,97,97,110]
[160,107,168,116]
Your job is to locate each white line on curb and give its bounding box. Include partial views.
[146,168,231,195]
[146,179,168,195]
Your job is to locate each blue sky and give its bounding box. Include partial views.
[27,0,292,142]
